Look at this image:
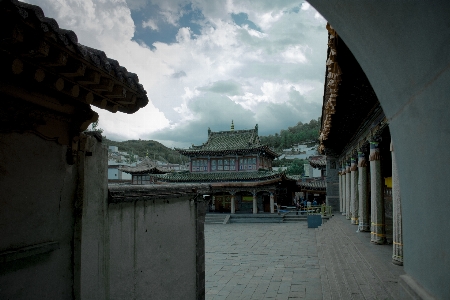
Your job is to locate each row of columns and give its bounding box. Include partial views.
[227,191,275,214]
[338,141,403,265]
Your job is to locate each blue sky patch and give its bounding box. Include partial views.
[231,13,262,32]
[131,3,204,49]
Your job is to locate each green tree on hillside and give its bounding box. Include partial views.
[260,117,321,151]
[286,158,306,175]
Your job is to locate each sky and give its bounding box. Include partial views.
[25,0,328,148]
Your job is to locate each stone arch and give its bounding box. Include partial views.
[307,2,450,298]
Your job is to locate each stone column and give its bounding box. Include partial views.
[252,190,257,214]
[339,170,343,212]
[346,161,351,220]
[350,157,359,225]
[230,192,236,214]
[357,152,370,232]
[270,192,274,214]
[341,165,346,215]
[370,141,386,244]
[391,143,403,265]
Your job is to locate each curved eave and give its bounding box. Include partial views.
[175,146,279,159]
[120,168,167,175]
[153,171,287,183]
[0,0,148,115]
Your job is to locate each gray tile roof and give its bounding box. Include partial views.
[175,124,278,158]
[108,183,211,203]
[119,158,167,175]
[1,0,148,114]
[296,180,326,190]
[309,155,326,169]
[153,170,286,183]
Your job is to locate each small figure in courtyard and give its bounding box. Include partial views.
[313,198,318,206]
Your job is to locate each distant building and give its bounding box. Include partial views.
[176,123,278,172]
[120,158,167,184]
[154,122,297,213]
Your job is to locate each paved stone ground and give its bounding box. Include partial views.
[205,222,322,300]
[205,215,404,300]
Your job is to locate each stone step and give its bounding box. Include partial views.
[205,214,228,224]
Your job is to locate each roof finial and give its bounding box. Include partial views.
[231,120,234,131]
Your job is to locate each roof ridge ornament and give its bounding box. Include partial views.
[231,120,234,131]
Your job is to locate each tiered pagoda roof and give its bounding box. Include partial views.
[175,124,279,158]
[153,170,286,183]
[119,158,167,175]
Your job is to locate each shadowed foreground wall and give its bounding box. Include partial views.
[0,132,76,299]
[108,185,208,300]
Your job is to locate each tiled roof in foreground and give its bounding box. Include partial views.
[108,183,211,203]
[1,0,148,114]
[153,170,286,183]
[175,124,279,158]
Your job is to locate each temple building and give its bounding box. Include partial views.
[176,122,278,173]
[152,122,298,213]
[319,24,400,264]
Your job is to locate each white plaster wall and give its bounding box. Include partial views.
[108,198,197,300]
[312,168,321,178]
[120,170,132,180]
[108,168,119,180]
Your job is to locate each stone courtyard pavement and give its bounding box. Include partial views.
[205,222,322,300]
[205,215,404,300]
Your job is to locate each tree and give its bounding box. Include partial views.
[89,120,104,134]
[286,158,306,175]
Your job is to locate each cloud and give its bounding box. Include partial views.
[142,18,159,31]
[149,87,321,148]
[198,80,243,96]
[24,0,328,146]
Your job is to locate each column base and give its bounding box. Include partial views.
[357,224,370,232]
[370,239,387,245]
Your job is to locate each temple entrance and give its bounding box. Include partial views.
[214,194,232,212]
[240,193,253,213]
[263,194,270,212]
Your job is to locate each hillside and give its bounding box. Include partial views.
[103,138,187,164]
[259,117,321,151]
[102,117,320,165]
